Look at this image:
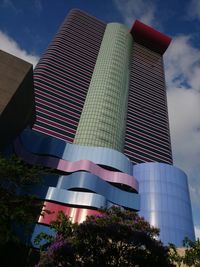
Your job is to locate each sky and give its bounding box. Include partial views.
[0,0,200,239]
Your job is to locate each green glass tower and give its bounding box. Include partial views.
[74,23,133,151]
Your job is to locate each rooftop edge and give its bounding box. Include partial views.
[130,20,172,55]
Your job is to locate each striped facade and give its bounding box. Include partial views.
[32,9,106,142]
[124,42,173,164]
[32,10,173,165]
[18,10,194,245]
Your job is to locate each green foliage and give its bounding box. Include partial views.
[183,237,200,267]
[36,207,175,267]
[0,154,49,244]
[169,237,200,267]
[169,243,183,267]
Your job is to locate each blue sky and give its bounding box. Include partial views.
[0,0,200,240]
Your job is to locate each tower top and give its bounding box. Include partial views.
[130,20,171,55]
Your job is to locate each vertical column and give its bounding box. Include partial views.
[74,23,133,152]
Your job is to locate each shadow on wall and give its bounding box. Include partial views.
[0,50,35,150]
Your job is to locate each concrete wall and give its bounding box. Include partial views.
[0,50,35,149]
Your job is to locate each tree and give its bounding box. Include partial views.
[36,207,175,267]
[169,237,200,267]
[183,237,200,267]
[0,154,47,244]
[0,154,50,266]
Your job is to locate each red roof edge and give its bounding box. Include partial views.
[130,20,172,55]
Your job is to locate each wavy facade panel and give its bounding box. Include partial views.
[74,23,132,151]
[14,137,138,192]
[14,129,139,225]
[26,172,139,209]
[133,162,195,245]
[46,188,107,209]
[56,172,139,209]
[20,128,132,174]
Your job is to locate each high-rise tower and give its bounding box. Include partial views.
[32,10,106,142]
[13,9,194,246]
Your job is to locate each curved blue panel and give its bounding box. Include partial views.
[14,137,138,192]
[27,172,139,210]
[57,172,139,210]
[20,128,132,174]
[46,187,107,209]
[133,162,195,246]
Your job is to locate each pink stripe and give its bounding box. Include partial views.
[32,125,74,142]
[39,201,101,224]
[35,116,76,133]
[41,51,93,73]
[35,90,82,111]
[38,62,90,83]
[36,106,78,125]
[125,131,169,147]
[14,138,138,192]
[126,122,169,139]
[34,77,87,100]
[35,97,80,118]
[35,68,90,88]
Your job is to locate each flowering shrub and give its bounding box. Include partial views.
[36,207,175,267]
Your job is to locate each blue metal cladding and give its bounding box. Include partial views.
[133,162,195,246]
[15,128,139,212]
[57,172,139,210]
[46,187,107,209]
[27,172,139,210]
[20,128,132,174]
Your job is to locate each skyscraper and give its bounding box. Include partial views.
[14,9,194,245]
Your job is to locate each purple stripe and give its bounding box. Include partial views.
[36,107,78,125]
[34,76,86,100]
[36,100,80,119]
[126,121,169,139]
[35,116,76,133]
[127,115,168,134]
[124,142,172,160]
[125,131,169,148]
[37,62,91,83]
[32,125,74,142]
[34,89,83,108]
[34,74,88,94]
[40,57,92,76]
[125,137,171,155]
[127,110,167,128]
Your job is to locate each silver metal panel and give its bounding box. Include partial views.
[46,187,107,209]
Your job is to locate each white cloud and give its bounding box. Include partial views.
[188,0,200,20]
[165,35,200,208]
[195,226,200,239]
[0,30,39,67]
[167,88,200,170]
[113,0,156,27]
[165,35,200,91]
